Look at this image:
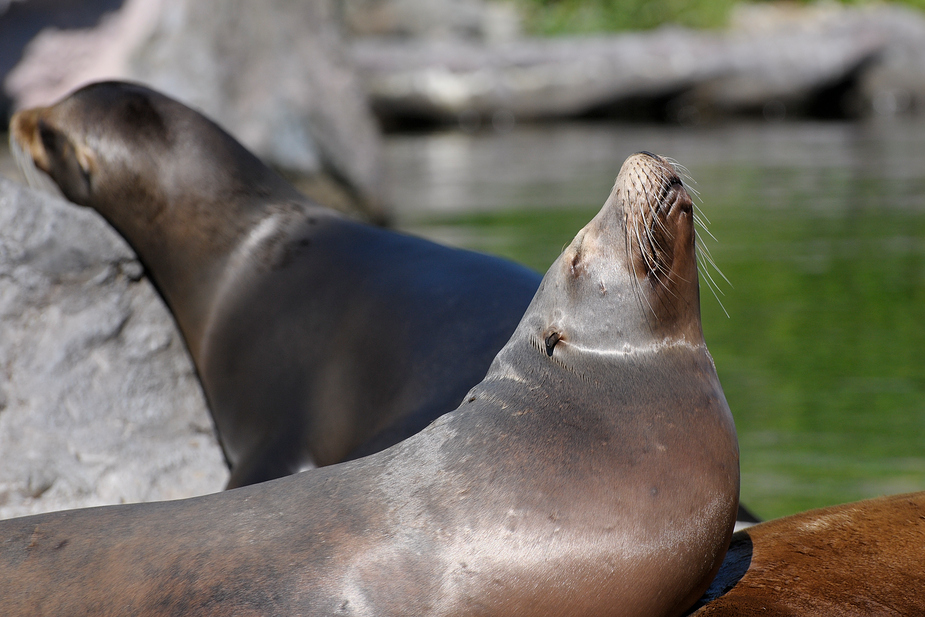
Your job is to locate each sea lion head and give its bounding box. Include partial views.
[9,81,293,238]
[531,151,703,362]
[8,81,306,355]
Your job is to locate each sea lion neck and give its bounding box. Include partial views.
[103,148,331,361]
[501,152,705,371]
[9,81,333,360]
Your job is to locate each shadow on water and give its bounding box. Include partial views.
[387,117,925,519]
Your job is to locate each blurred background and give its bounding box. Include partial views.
[1,0,923,520]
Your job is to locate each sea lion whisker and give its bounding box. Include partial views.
[662,156,684,170]
[700,270,730,319]
[645,187,670,235]
[642,217,661,262]
[637,180,663,241]
[695,237,731,288]
[650,209,671,237]
[663,157,696,186]
[655,168,673,191]
[656,269,679,297]
[692,206,713,229]
[700,251,729,296]
[691,198,731,294]
[627,217,658,319]
[633,215,659,279]
[692,213,719,243]
[633,189,675,285]
[642,172,674,240]
[669,161,730,318]
[654,288,679,320]
[695,246,727,295]
[661,156,700,209]
[669,269,695,287]
[695,244,731,318]
[674,174,701,206]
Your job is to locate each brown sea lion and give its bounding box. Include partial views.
[9,80,542,488]
[0,152,739,616]
[688,491,925,616]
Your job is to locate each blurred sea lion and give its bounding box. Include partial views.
[10,81,541,488]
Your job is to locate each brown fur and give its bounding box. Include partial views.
[690,492,925,616]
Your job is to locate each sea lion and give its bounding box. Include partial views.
[688,491,925,616]
[9,80,542,488]
[0,152,739,616]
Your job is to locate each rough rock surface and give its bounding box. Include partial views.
[729,3,925,117]
[0,0,124,120]
[341,0,521,42]
[0,177,227,520]
[3,0,384,219]
[352,30,730,123]
[352,3,925,125]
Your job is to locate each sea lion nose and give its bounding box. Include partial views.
[636,151,664,162]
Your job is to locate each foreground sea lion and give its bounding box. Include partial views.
[9,81,542,488]
[0,152,739,616]
[689,491,925,616]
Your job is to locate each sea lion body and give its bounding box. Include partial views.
[198,214,541,479]
[689,491,925,616]
[9,81,541,486]
[0,153,739,616]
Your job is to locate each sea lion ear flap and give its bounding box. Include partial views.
[74,142,96,183]
[543,328,562,357]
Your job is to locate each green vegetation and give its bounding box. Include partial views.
[516,0,737,34]
[514,0,925,35]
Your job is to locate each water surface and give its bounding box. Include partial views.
[386,118,925,519]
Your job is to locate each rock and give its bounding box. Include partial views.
[681,15,883,120]
[352,3,925,126]
[728,3,925,118]
[340,0,521,43]
[352,30,728,126]
[128,0,383,216]
[3,0,385,221]
[0,177,227,520]
[0,0,125,121]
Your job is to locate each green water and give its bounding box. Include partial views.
[386,118,925,519]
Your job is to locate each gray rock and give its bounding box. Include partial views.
[128,0,383,213]
[341,0,521,43]
[0,177,227,520]
[352,3,925,125]
[3,0,384,219]
[0,0,125,119]
[352,30,728,124]
[727,3,925,117]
